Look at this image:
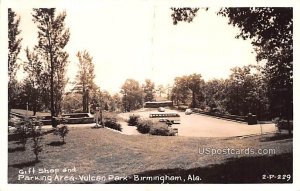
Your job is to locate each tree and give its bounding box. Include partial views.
[186,73,205,108]
[8,8,22,117]
[62,92,82,113]
[213,65,270,118]
[110,93,123,112]
[98,90,112,111]
[171,8,201,25]
[73,50,96,112]
[218,8,292,121]
[156,85,165,98]
[142,79,155,102]
[171,76,190,106]
[21,78,41,115]
[120,79,143,112]
[171,74,204,107]
[171,7,293,132]
[23,48,44,115]
[32,8,70,126]
[203,79,227,113]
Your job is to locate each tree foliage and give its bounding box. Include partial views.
[218,8,293,119]
[120,79,143,112]
[8,8,22,80]
[142,79,155,102]
[171,8,201,25]
[203,79,227,113]
[171,73,204,107]
[171,76,190,106]
[170,65,270,119]
[8,8,22,117]
[23,48,44,115]
[29,9,70,126]
[171,7,293,120]
[73,50,97,112]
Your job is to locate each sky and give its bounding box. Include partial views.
[13,6,258,94]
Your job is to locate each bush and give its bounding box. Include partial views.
[274,118,293,132]
[53,117,69,143]
[149,123,176,136]
[136,119,152,134]
[14,120,29,150]
[136,119,175,136]
[128,115,140,126]
[104,118,122,131]
[54,125,69,143]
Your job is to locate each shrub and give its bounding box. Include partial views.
[274,118,293,132]
[14,120,29,150]
[104,118,122,131]
[128,115,140,126]
[27,117,43,162]
[136,120,175,136]
[53,117,69,143]
[149,123,175,136]
[136,119,152,134]
[54,125,69,143]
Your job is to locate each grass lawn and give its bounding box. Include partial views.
[8,126,293,184]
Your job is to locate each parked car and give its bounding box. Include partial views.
[158,107,165,112]
[185,109,192,115]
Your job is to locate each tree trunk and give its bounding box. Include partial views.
[50,55,56,127]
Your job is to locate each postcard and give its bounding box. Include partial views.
[1,0,299,191]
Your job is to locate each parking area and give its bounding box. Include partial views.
[119,108,277,137]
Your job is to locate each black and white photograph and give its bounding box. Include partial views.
[1,0,299,190]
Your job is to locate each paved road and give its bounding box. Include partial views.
[118,109,277,137]
[177,112,276,137]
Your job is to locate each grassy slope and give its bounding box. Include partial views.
[8,127,292,184]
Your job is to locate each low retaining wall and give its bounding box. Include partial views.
[192,109,257,125]
[11,112,95,125]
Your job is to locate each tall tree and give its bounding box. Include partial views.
[120,79,143,112]
[73,50,96,112]
[186,73,205,108]
[32,8,70,126]
[142,79,155,102]
[8,8,22,117]
[23,48,44,115]
[171,74,204,107]
[203,79,227,113]
[62,92,82,113]
[156,85,165,98]
[110,93,123,112]
[171,76,190,106]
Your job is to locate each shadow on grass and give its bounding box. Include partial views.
[260,133,293,142]
[8,147,25,153]
[9,160,40,169]
[47,141,65,146]
[8,129,55,142]
[107,153,292,184]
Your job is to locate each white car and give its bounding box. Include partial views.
[185,109,192,115]
[158,107,165,112]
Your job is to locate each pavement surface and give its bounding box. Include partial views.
[118,108,277,138]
